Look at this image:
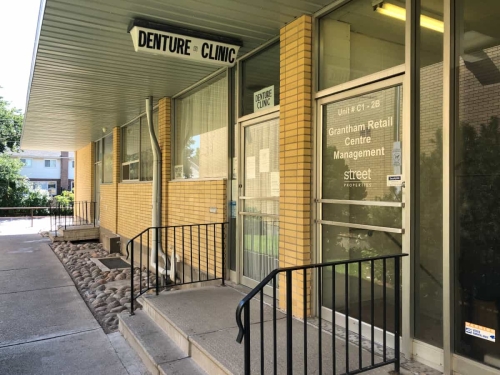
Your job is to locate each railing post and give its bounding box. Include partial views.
[221,223,225,286]
[394,257,401,373]
[130,241,135,315]
[286,269,293,375]
[155,228,159,296]
[244,303,251,375]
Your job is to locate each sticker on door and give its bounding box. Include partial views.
[465,322,496,342]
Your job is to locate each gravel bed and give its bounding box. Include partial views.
[51,241,156,333]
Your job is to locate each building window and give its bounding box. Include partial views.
[174,73,228,179]
[102,133,113,183]
[44,159,56,168]
[20,158,32,167]
[240,42,280,116]
[318,0,406,91]
[121,112,157,181]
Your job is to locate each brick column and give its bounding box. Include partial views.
[158,97,171,227]
[279,15,313,316]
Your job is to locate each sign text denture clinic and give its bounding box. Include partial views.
[129,26,240,67]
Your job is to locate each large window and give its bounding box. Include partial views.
[20,158,32,167]
[103,134,113,183]
[454,0,500,365]
[122,111,158,181]
[319,0,406,91]
[415,0,444,348]
[174,73,228,179]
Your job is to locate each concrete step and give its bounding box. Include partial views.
[118,310,206,375]
[138,293,232,375]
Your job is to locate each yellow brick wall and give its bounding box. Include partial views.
[75,142,95,203]
[117,182,153,245]
[165,179,227,280]
[279,15,313,316]
[99,184,116,234]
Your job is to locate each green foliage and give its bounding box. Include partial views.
[0,94,23,153]
[0,154,49,215]
[54,190,74,205]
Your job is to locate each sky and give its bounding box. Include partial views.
[0,0,41,113]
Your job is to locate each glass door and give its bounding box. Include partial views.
[239,112,279,289]
[317,78,405,346]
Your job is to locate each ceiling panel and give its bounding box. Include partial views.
[23,0,333,151]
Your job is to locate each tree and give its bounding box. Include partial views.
[0,154,49,215]
[0,93,23,153]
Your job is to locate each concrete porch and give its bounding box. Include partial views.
[49,224,100,242]
[117,284,428,375]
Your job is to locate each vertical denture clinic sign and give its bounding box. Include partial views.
[129,26,240,67]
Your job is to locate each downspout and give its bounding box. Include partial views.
[146,97,167,276]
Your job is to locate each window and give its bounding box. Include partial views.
[121,111,157,181]
[44,159,56,168]
[175,73,228,179]
[319,0,406,90]
[102,134,113,183]
[241,42,280,116]
[20,158,32,167]
[47,181,57,195]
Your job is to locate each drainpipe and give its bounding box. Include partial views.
[146,97,167,276]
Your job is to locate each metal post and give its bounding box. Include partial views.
[286,270,293,375]
[222,223,225,286]
[394,257,401,373]
[244,303,251,375]
[155,228,159,295]
[130,241,135,315]
[31,208,34,227]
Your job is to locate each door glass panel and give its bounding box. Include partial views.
[322,226,402,332]
[242,117,279,284]
[455,0,500,366]
[323,204,402,228]
[320,84,403,334]
[322,86,403,202]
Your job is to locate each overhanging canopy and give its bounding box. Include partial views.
[23,0,332,151]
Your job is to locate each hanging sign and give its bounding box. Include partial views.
[254,86,274,112]
[129,26,240,67]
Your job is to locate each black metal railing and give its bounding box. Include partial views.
[235,253,408,375]
[126,222,228,313]
[50,201,97,235]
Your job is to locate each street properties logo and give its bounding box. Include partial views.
[344,168,372,188]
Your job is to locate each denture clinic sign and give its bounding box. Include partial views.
[129,26,240,67]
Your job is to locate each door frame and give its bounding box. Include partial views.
[314,74,409,351]
[237,108,280,292]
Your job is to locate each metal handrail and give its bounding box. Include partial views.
[235,253,408,375]
[126,222,228,314]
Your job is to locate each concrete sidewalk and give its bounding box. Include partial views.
[0,234,149,375]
